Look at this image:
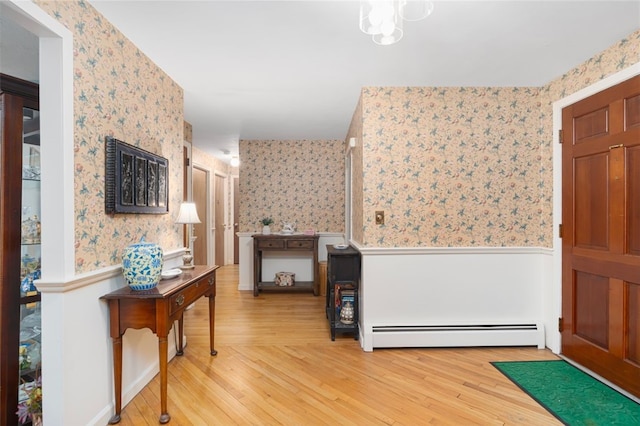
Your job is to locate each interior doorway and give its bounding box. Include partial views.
[561,75,640,398]
[214,173,225,267]
[233,176,239,264]
[192,165,209,265]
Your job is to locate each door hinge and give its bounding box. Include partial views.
[558,129,563,143]
[558,317,563,332]
[558,224,563,238]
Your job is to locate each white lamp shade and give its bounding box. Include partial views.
[176,202,201,224]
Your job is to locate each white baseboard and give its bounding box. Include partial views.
[369,323,545,351]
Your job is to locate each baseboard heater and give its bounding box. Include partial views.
[371,323,545,349]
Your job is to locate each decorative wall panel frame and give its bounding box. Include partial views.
[105,136,168,214]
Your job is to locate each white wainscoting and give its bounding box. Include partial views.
[36,249,185,426]
[237,232,345,291]
[356,246,554,352]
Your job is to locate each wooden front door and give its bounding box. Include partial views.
[561,75,640,397]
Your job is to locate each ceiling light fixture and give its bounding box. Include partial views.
[221,149,239,167]
[359,0,434,46]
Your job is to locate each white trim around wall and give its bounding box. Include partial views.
[6,0,76,282]
[5,2,74,424]
[35,248,184,293]
[550,62,640,354]
[345,146,353,243]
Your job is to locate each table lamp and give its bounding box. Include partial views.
[175,202,201,269]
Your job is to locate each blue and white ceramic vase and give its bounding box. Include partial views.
[122,237,163,291]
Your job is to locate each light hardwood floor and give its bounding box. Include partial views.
[116,264,561,425]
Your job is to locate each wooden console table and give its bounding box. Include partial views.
[101,265,219,424]
[253,234,319,296]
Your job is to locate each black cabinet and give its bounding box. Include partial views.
[326,245,361,341]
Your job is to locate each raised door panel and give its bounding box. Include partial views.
[574,271,609,349]
[574,153,609,250]
[627,146,640,255]
[628,282,640,365]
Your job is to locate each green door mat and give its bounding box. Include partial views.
[492,360,639,425]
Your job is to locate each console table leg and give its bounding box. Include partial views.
[209,295,217,356]
[109,336,123,424]
[158,336,170,423]
[176,315,185,356]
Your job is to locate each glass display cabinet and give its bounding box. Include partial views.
[1,73,42,425]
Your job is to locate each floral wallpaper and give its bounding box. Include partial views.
[35,1,185,273]
[359,87,542,247]
[537,29,640,244]
[238,140,344,233]
[349,29,639,249]
[28,0,640,261]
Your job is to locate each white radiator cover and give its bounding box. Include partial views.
[357,246,553,352]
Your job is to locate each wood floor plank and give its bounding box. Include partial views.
[113,264,561,425]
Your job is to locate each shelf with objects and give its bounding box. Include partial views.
[1,74,43,425]
[326,244,361,341]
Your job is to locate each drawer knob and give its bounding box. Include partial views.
[176,294,185,306]
[208,277,214,286]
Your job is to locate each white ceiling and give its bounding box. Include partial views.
[5,1,640,162]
